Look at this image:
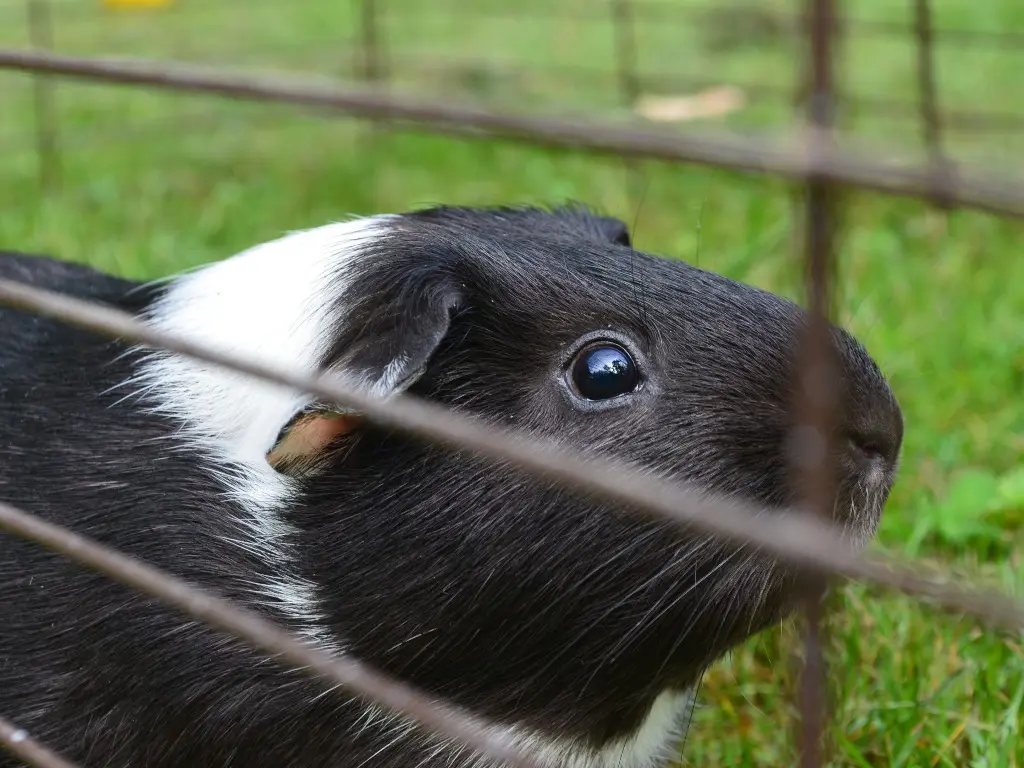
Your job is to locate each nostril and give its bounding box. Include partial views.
[845,431,893,465]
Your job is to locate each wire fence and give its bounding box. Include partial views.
[0,1,1022,767]
[5,0,1024,177]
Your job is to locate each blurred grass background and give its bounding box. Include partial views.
[0,1,1022,766]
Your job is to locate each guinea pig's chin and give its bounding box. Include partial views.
[832,475,893,550]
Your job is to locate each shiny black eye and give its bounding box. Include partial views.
[570,344,640,401]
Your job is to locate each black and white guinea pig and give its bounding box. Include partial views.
[0,204,903,768]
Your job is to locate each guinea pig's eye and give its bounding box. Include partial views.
[569,344,640,401]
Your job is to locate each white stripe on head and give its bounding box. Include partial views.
[127,216,395,647]
[137,216,396,477]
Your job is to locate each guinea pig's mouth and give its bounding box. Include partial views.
[779,418,901,548]
[828,443,900,546]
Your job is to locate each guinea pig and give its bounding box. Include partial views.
[0,204,903,768]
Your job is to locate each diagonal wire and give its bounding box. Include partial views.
[0,500,539,768]
[1,50,1024,217]
[0,716,79,768]
[0,277,1021,634]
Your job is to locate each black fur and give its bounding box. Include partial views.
[0,205,903,767]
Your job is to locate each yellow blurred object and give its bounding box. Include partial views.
[103,0,173,8]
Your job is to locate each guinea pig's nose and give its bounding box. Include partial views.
[844,423,901,467]
[815,327,905,477]
[840,371,904,471]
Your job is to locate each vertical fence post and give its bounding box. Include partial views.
[914,0,941,158]
[611,0,640,112]
[611,0,645,222]
[794,0,841,766]
[913,0,953,208]
[26,0,60,193]
[356,0,389,207]
[358,0,387,87]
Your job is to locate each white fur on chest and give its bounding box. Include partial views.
[361,688,692,767]
[512,689,693,767]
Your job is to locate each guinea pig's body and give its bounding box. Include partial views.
[0,205,903,768]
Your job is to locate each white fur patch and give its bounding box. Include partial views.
[128,215,394,645]
[351,688,692,767]
[509,689,693,768]
[138,216,394,474]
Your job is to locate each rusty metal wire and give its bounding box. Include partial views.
[912,0,957,209]
[0,717,78,768]
[346,54,1024,133]
[357,0,386,86]
[24,0,59,192]
[0,500,539,768]
[1,50,1024,218]
[367,0,1024,47]
[5,56,1023,165]
[795,0,841,763]
[0,277,1022,636]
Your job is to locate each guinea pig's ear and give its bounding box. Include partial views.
[266,272,463,477]
[265,407,362,477]
[551,205,632,247]
[588,215,632,247]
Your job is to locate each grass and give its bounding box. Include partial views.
[1,1,1022,765]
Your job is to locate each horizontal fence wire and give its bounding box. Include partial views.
[336,54,1024,133]
[366,0,1024,45]
[0,717,78,768]
[5,0,1023,42]
[0,500,538,768]
[4,67,1024,171]
[3,10,1019,133]
[0,278,1021,635]
[1,49,1024,217]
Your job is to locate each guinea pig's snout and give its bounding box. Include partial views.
[844,419,901,469]
[785,327,904,535]
[833,337,905,489]
[782,333,903,541]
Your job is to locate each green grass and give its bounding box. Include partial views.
[1,1,1022,766]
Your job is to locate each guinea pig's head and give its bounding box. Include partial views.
[143,204,903,762]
